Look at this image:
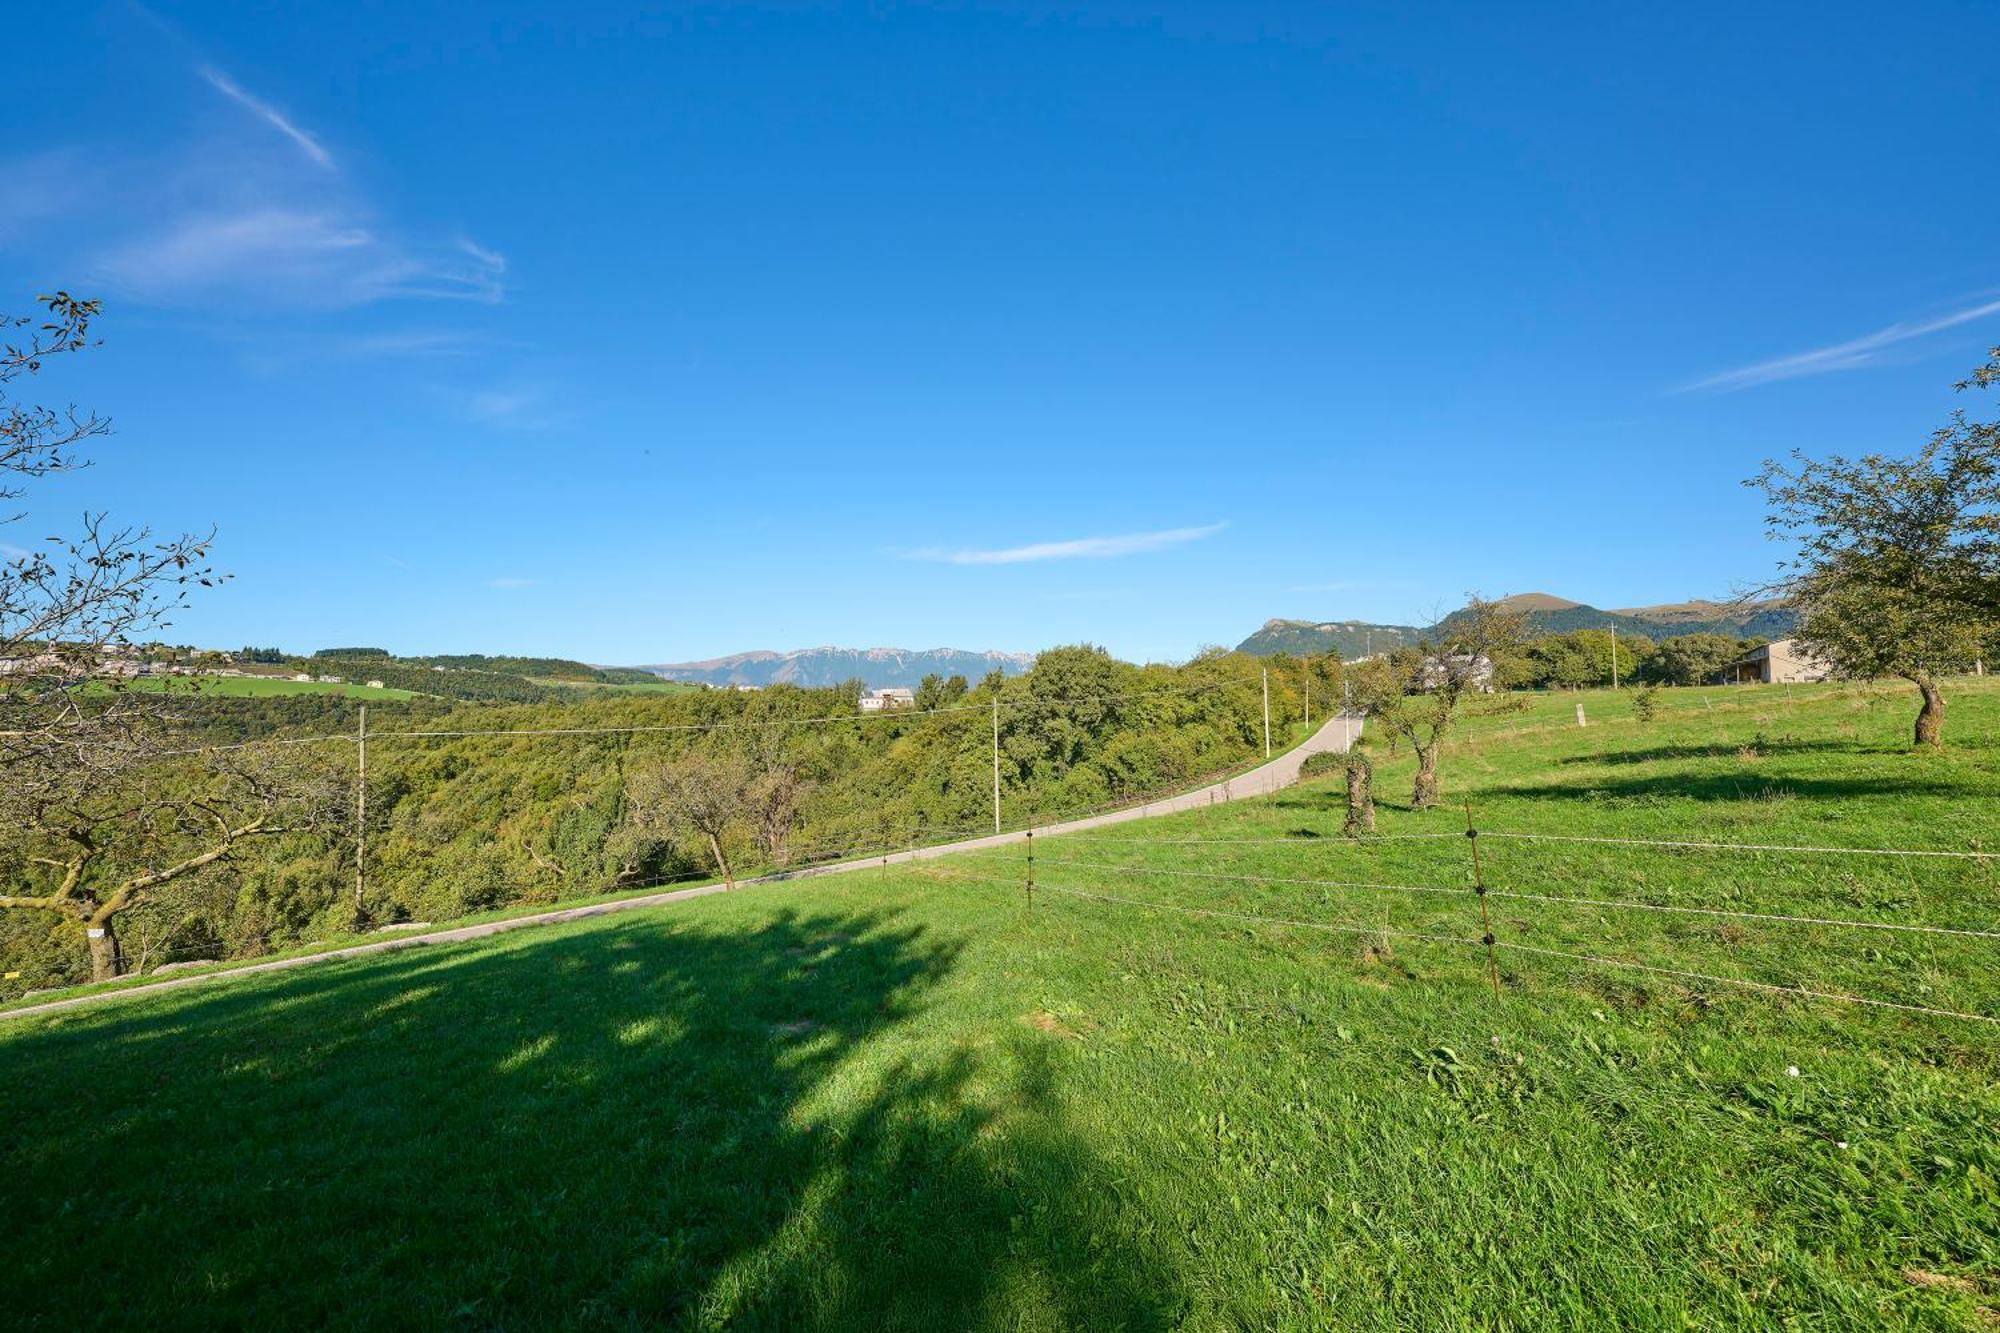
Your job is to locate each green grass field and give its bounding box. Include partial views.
[96,674,419,700]
[3,679,1996,1328]
[535,676,701,694]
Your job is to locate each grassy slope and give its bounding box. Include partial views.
[533,676,701,693]
[1,680,1996,1329]
[99,675,419,700]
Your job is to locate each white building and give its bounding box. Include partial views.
[859,687,917,713]
[1721,638,1831,685]
[1418,653,1494,693]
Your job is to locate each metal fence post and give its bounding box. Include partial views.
[1025,829,1034,912]
[1465,803,1501,1000]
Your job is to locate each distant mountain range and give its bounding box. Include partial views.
[639,646,1036,689]
[1236,593,1797,657]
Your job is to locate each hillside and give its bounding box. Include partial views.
[1234,619,1422,659]
[642,645,1035,689]
[4,678,1994,1327]
[1239,593,1797,656]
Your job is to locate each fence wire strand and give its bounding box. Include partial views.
[1496,940,2000,1026]
[1025,872,2000,1028]
[1032,856,2000,941]
[1057,829,2000,861]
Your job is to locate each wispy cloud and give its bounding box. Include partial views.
[97,208,505,308]
[1684,295,2000,392]
[200,65,333,170]
[3,44,507,311]
[487,576,540,589]
[908,522,1226,565]
[453,385,561,430]
[336,329,500,359]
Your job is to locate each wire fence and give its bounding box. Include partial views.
[17,671,2000,1033]
[918,809,2000,1030]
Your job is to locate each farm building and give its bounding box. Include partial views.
[859,687,917,713]
[1720,638,1831,685]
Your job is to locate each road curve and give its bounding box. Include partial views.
[772,709,1363,875]
[2,714,1361,1023]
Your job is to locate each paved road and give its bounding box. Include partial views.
[1,713,1361,1023]
[773,709,1364,875]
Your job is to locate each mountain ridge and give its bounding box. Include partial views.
[639,645,1036,689]
[1237,593,1796,657]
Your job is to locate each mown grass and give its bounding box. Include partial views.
[93,674,419,700]
[2,679,1996,1328]
[531,677,701,693]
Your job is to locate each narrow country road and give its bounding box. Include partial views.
[775,709,1364,874]
[2,713,1362,1023]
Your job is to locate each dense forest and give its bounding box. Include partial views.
[0,647,1332,994]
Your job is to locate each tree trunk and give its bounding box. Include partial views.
[86,918,123,982]
[707,832,735,889]
[1911,673,1945,749]
[1411,744,1440,811]
[1343,753,1375,836]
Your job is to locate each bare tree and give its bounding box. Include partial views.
[1347,596,1526,810]
[1750,349,1999,748]
[0,292,256,980]
[628,750,753,888]
[0,748,337,980]
[747,762,804,867]
[1,294,216,775]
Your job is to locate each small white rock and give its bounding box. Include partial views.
[1785,1065,1800,1078]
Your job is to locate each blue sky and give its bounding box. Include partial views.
[6,2,1997,665]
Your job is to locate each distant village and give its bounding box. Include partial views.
[0,646,391,690]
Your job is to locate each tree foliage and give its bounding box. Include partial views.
[1346,596,1526,809]
[1751,348,2000,747]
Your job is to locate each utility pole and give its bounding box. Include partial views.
[354,704,367,920]
[990,693,1001,833]
[1262,667,1271,758]
[1608,623,1620,690]
[1304,676,1310,729]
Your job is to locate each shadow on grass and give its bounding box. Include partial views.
[0,905,1183,1329]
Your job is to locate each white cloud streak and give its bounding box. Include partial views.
[7,54,508,311]
[1684,296,2000,392]
[910,522,1226,565]
[201,66,334,170]
[97,208,506,307]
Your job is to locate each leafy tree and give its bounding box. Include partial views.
[1751,349,1999,747]
[627,750,753,887]
[1513,630,1654,689]
[1303,651,1344,716]
[1346,596,1526,809]
[1643,632,1754,686]
[0,748,336,979]
[913,673,948,712]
